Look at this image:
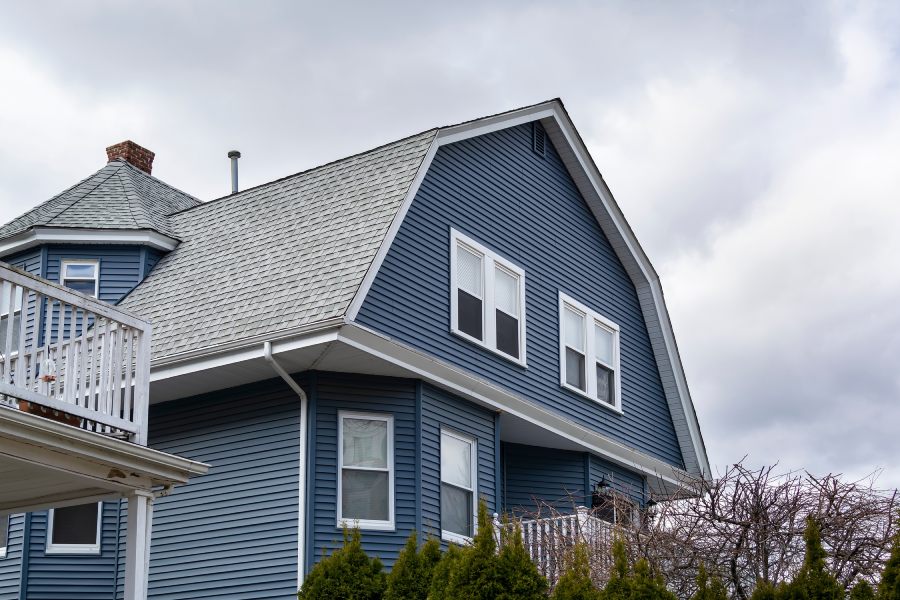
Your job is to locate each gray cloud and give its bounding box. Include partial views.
[1,1,898,487]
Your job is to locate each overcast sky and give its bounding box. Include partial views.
[2,1,898,488]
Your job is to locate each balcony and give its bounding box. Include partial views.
[0,263,207,600]
[0,263,150,444]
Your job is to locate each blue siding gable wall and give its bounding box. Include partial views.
[0,515,25,600]
[356,122,684,468]
[44,245,164,305]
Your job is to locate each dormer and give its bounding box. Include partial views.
[0,141,200,304]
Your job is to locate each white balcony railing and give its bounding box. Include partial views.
[0,263,151,444]
[497,506,616,585]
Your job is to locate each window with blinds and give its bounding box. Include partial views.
[450,229,526,365]
[559,292,622,411]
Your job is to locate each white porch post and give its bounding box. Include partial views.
[124,490,154,600]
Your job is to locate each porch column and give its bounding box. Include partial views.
[124,490,154,600]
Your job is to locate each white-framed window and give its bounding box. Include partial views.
[337,412,394,531]
[450,229,526,365]
[60,260,99,298]
[440,429,478,543]
[593,490,638,527]
[559,292,622,412]
[0,514,8,558]
[46,502,102,555]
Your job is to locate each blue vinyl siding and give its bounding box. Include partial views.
[420,383,497,539]
[588,453,646,506]
[0,515,24,600]
[24,503,121,600]
[308,373,417,570]
[501,443,646,516]
[45,245,147,305]
[356,122,684,468]
[140,377,302,600]
[502,444,588,515]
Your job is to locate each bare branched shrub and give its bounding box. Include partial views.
[503,462,899,599]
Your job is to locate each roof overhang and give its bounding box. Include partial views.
[0,406,209,513]
[345,99,711,480]
[0,227,180,258]
[147,322,689,494]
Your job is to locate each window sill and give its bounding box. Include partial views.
[561,383,623,415]
[450,329,527,368]
[441,530,473,545]
[45,545,101,555]
[337,518,395,532]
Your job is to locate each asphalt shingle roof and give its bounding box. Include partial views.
[119,129,437,360]
[0,161,200,240]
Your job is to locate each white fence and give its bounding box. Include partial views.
[0,263,151,444]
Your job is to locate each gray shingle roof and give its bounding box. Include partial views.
[0,161,200,240]
[119,130,437,360]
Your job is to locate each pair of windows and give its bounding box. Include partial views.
[337,412,477,541]
[451,230,526,364]
[451,230,622,411]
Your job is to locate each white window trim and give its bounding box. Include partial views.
[440,428,478,544]
[336,411,395,531]
[59,259,100,298]
[46,502,103,555]
[0,282,23,318]
[449,229,527,367]
[0,515,8,558]
[559,292,622,413]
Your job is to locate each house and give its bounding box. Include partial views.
[0,99,710,599]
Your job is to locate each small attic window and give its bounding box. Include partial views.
[532,122,546,157]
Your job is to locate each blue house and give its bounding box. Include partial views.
[0,100,709,599]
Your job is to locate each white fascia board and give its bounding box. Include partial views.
[0,227,180,258]
[343,99,710,480]
[339,323,686,489]
[149,319,342,381]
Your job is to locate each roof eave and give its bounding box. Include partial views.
[0,226,180,259]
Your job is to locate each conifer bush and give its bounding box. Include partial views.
[551,543,601,600]
[852,580,877,600]
[496,519,548,600]
[600,536,676,600]
[691,565,728,600]
[777,517,843,600]
[427,543,463,600]
[298,526,386,600]
[749,580,779,600]
[386,531,441,600]
[880,530,900,600]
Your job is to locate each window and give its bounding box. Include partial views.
[592,490,637,527]
[450,229,526,365]
[0,515,8,558]
[337,412,394,530]
[60,260,99,297]
[559,292,621,411]
[441,430,477,543]
[0,281,24,354]
[46,502,102,554]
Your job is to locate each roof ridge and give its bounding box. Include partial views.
[117,161,201,211]
[41,163,125,226]
[115,167,151,230]
[168,128,440,219]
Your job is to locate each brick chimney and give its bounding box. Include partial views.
[105,140,155,174]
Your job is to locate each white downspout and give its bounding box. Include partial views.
[263,341,309,589]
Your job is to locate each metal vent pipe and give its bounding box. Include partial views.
[228,150,241,194]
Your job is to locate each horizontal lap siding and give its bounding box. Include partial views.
[144,378,301,600]
[588,454,646,506]
[45,245,146,305]
[420,383,497,539]
[356,123,683,468]
[502,443,587,515]
[26,503,121,599]
[309,374,416,570]
[0,515,24,600]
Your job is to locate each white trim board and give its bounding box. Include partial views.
[343,99,710,479]
[0,227,179,258]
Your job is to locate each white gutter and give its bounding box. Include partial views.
[263,341,308,588]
